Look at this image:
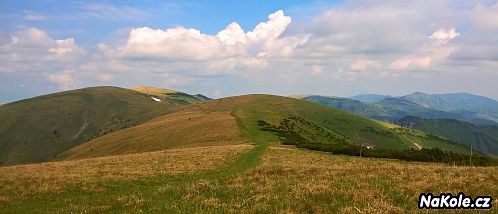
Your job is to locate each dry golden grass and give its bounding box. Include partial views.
[59,110,249,160]
[130,86,177,95]
[223,146,498,213]
[0,144,252,200]
[1,144,497,213]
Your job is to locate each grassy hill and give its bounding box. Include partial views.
[0,86,181,165]
[396,116,498,156]
[131,86,210,105]
[60,94,476,161]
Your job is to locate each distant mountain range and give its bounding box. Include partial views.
[300,92,498,125]
[298,92,498,156]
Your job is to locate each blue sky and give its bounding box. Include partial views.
[1,0,498,102]
[1,1,339,46]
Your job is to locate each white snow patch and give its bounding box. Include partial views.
[151,97,161,102]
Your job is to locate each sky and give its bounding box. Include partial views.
[1,0,498,103]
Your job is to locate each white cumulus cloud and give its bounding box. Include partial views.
[120,26,225,61]
[110,10,308,72]
[429,28,460,44]
[0,28,85,73]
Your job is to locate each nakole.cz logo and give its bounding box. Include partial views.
[419,192,492,209]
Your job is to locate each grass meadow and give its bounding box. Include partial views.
[1,144,498,213]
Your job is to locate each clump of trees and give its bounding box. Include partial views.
[257,117,498,166]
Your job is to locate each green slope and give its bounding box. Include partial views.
[0,86,179,165]
[61,94,476,160]
[396,116,498,156]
